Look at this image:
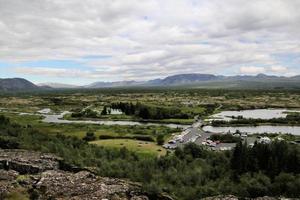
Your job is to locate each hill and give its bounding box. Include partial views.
[0,78,39,91]
[86,73,300,89]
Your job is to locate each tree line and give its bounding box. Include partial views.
[111,102,190,120]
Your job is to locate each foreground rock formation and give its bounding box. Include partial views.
[0,149,171,200]
[203,195,292,200]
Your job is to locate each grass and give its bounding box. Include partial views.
[0,112,177,138]
[160,118,194,124]
[4,188,29,200]
[0,111,175,156]
[90,139,167,157]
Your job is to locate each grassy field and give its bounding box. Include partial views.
[0,111,177,158]
[90,139,167,156]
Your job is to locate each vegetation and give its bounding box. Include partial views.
[1,115,299,199]
[209,133,241,143]
[156,134,165,145]
[90,139,166,157]
[1,89,300,199]
[111,102,190,120]
[82,131,96,141]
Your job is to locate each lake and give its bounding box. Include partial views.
[203,125,300,135]
[205,108,300,135]
[209,109,300,121]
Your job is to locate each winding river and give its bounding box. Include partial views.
[1,108,300,135]
[41,111,189,129]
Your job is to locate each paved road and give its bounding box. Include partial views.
[164,120,202,149]
[164,119,237,150]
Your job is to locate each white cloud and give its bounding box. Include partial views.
[239,66,266,74]
[270,65,288,73]
[1,0,300,81]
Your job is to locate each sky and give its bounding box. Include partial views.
[0,0,300,85]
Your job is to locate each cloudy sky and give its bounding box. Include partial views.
[0,0,300,84]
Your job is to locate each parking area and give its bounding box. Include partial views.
[163,120,238,151]
[163,120,265,151]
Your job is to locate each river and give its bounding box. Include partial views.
[41,111,189,129]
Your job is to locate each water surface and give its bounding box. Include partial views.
[210,109,300,121]
[203,125,300,135]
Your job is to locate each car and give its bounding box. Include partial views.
[209,142,217,147]
[206,139,213,144]
[168,140,176,144]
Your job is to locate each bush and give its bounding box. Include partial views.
[210,134,241,143]
[156,134,165,145]
[83,132,96,141]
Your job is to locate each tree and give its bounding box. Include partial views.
[83,131,96,141]
[101,106,108,115]
[156,134,165,145]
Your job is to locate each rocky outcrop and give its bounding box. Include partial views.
[0,169,19,198]
[203,195,294,200]
[32,170,149,200]
[0,149,62,174]
[0,149,172,200]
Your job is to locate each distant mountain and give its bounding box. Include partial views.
[157,74,218,85]
[291,75,300,80]
[86,73,300,89]
[2,73,300,91]
[38,82,80,89]
[86,74,220,88]
[86,81,143,88]
[0,78,39,91]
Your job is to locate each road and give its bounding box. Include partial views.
[164,119,236,150]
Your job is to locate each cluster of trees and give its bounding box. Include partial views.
[232,141,299,176]
[209,133,241,143]
[84,131,162,143]
[0,115,299,199]
[111,102,189,119]
[71,108,98,118]
[82,131,96,141]
[212,113,300,126]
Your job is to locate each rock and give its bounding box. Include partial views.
[0,170,19,198]
[203,195,239,200]
[203,195,292,200]
[0,149,62,174]
[0,149,172,200]
[31,170,149,200]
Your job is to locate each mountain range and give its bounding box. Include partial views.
[1,73,300,91]
[83,73,300,88]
